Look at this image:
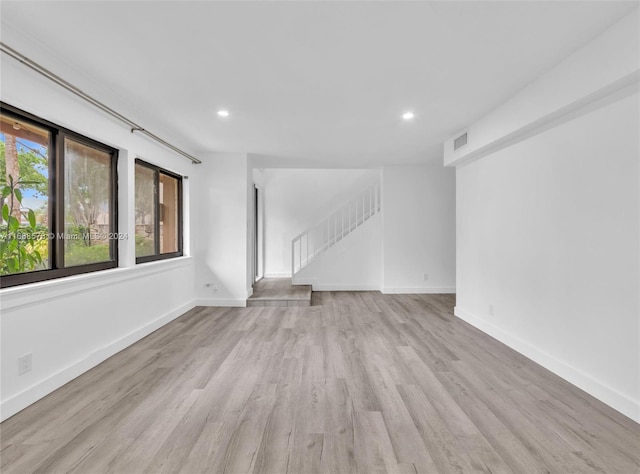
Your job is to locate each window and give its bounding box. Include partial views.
[0,103,118,288]
[135,160,182,263]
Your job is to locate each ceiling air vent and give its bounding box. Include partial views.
[454,132,468,150]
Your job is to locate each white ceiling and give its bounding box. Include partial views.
[1,1,637,167]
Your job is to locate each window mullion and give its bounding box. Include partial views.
[110,151,118,263]
[47,131,57,271]
[154,170,160,255]
[55,132,65,269]
[178,177,183,258]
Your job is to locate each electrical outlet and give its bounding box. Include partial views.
[18,353,32,375]
[423,273,429,281]
[488,304,495,316]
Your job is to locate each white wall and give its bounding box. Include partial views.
[193,152,249,306]
[382,165,456,293]
[456,92,639,422]
[264,166,456,293]
[263,168,379,277]
[1,50,197,420]
[451,8,640,423]
[1,261,194,421]
[295,213,381,290]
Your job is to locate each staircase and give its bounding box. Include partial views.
[247,278,312,307]
[291,181,381,279]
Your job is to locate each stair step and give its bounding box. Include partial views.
[247,299,310,307]
[247,278,312,307]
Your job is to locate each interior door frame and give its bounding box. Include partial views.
[253,183,264,282]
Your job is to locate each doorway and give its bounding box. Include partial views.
[253,184,264,282]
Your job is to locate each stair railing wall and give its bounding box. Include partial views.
[291,181,381,276]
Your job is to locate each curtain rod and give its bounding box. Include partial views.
[0,42,202,165]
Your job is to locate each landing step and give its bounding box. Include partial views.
[247,278,312,307]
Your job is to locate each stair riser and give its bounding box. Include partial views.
[247,300,310,307]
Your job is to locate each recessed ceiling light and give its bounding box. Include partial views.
[402,111,415,121]
[217,110,230,117]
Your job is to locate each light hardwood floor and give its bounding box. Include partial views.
[1,292,638,473]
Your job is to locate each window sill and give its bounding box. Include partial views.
[0,256,193,312]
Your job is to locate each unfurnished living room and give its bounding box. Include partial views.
[0,1,639,473]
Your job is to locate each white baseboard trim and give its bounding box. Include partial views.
[264,272,291,279]
[382,287,456,294]
[195,298,247,307]
[313,284,380,291]
[0,300,197,422]
[454,306,640,424]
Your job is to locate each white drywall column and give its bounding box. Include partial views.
[193,152,249,306]
[117,149,136,268]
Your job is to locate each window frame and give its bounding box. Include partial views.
[135,159,183,264]
[0,102,119,288]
